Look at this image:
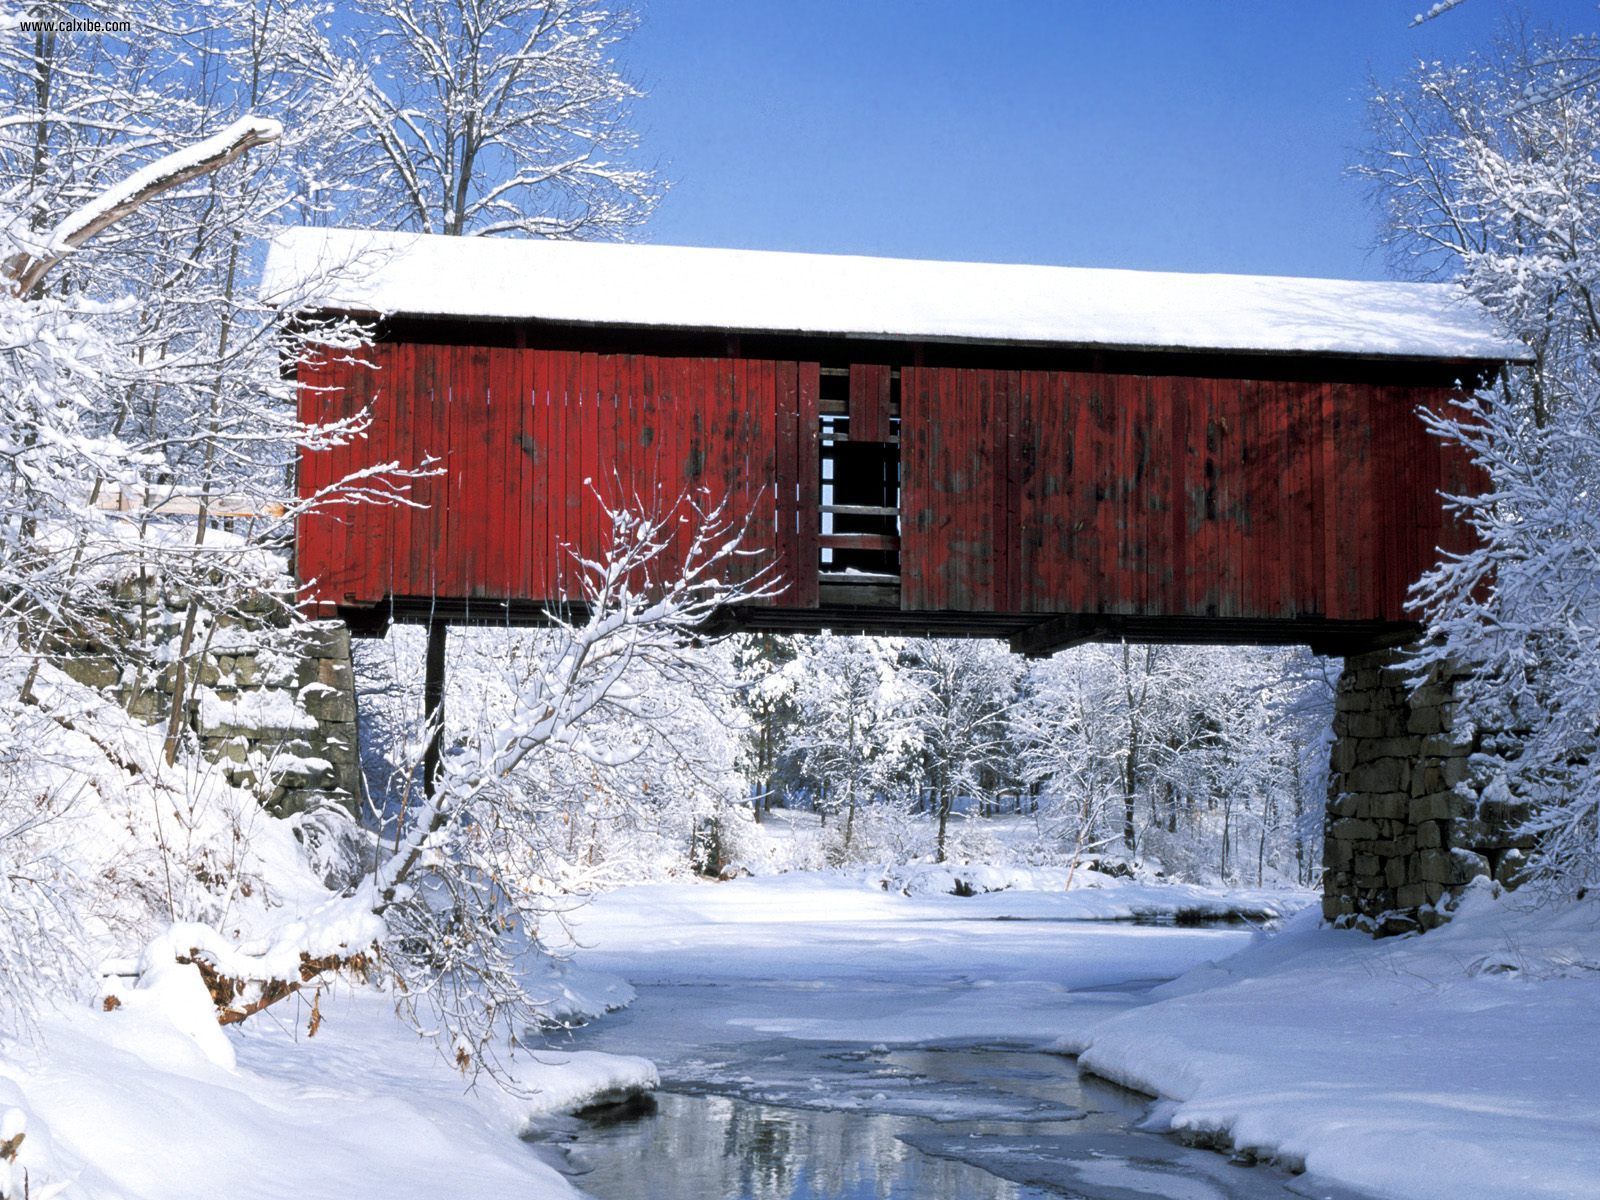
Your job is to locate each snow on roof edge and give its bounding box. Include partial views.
[260,226,1531,364]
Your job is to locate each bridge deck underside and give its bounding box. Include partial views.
[341,596,1415,659]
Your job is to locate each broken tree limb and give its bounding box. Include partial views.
[6,114,283,296]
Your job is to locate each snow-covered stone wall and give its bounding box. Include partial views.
[49,584,361,816]
[1323,646,1528,935]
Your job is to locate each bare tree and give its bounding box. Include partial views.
[903,639,1018,864]
[303,0,659,238]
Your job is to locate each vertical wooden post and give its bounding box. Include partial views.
[423,619,448,798]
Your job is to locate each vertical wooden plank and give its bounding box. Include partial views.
[441,343,465,601]
[675,353,695,586]
[500,345,524,603]
[1367,383,1392,620]
[403,344,432,600]
[1236,376,1260,620]
[982,370,1006,613]
[404,343,429,599]
[402,342,428,602]
[654,355,681,582]
[315,349,343,603]
[1284,379,1317,618]
[774,360,799,603]
[544,348,567,597]
[714,356,737,586]
[960,368,984,611]
[690,356,712,578]
[549,348,572,593]
[752,358,778,591]
[1187,373,1211,618]
[903,365,932,610]
[344,348,379,603]
[294,346,325,608]
[597,354,620,557]
[610,353,630,545]
[1135,372,1168,617]
[575,351,596,572]
[1116,372,1145,616]
[1318,380,1341,621]
[1349,382,1377,622]
[508,346,529,601]
[1171,376,1196,620]
[1220,376,1246,619]
[1410,386,1444,612]
[848,363,892,442]
[974,368,991,611]
[380,343,408,600]
[1258,376,1284,619]
[1023,371,1053,612]
[525,349,547,601]
[1044,370,1067,611]
[442,344,468,601]
[1002,370,1022,613]
[750,359,775,593]
[796,361,820,608]
[625,354,653,595]
[562,348,585,596]
[949,365,966,611]
[326,349,364,604]
[480,346,508,601]
[1015,370,1040,613]
[613,353,636,588]
[1212,377,1237,620]
[359,342,389,604]
[933,367,957,611]
[1088,371,1116,614]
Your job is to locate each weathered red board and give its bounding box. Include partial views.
[298,345,811,611]
[897,366,1478,620]
[297,336,1484,648]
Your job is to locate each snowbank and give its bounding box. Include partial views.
[491,1050,659,1130]
[0,987,657,1199]
[1055,883,1600,1200]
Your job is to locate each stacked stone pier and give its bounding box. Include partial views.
[1323,646,1531,936]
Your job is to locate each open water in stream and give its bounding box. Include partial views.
[526,970,1380,1200]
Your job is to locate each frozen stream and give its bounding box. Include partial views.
[529,875,1372,1200]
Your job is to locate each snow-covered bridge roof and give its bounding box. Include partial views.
[262,226,1527,363]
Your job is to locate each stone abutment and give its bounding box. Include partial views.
[1323,645,1529,935]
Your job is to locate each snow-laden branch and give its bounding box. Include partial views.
[6,115,282,296]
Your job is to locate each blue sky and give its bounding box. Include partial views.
[625,0,1598,279]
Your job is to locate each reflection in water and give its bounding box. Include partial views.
[549,1090,1055,1200]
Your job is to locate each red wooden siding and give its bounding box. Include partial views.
[900,366,1475,622]
[297,345,815,611]
[299,341,1478,632]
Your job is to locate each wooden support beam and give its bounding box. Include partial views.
[818,533,899,553]
[422,620,448,799]
[1009,614,1101,659]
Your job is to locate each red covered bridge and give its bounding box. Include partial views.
[264,229,1523,658]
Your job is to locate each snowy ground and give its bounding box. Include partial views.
[551,872,1599,1200]
[0,978,651,1199]
[1058,882,1600,1200]
[10,866,1592,1200]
